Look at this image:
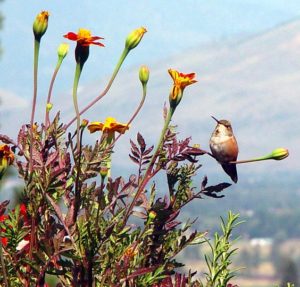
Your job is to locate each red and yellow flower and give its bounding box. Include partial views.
[64,28,104,47]
[64,28,104,66]
[168,69,197,109]
[0,144,15,179]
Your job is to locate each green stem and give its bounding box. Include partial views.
[124,107,175,222]
[44,58,63,129]
[229,157,274,164]
[29,39,40,173]
[72,63,83,152]
[64,48,130,130]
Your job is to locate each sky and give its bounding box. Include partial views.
[1,1,300,99]
[0,1,300,184]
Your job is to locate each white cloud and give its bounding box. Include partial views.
[0,89,29,111]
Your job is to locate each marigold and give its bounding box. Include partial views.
[0,144,15,179]
[33,11,49,40]
[64,28,104,47]
[88,117,129,134]
[168,69,197,109]
[125,27,147,51]
[168,69,197,95]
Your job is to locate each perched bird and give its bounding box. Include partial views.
[209,116,239,183]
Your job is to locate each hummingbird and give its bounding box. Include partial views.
[209,116,239,183]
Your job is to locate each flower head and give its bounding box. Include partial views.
[0,144,15,180]
[33,11,49,41]
[268,148,289,160]
[57,43,69,60]
[125,27,147,51]
[168,69,197,92]
[64,28,104,67]
[139,65,150,86]
[64,28,104,47]
[168,69,197,109]
[88,117,129,134]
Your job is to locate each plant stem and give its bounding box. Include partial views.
[72,63,83,152]
[124,107,174,222]
[44,58,63,129]
[73,127,84,224]
[229,157,273,164]
[29,39,40,173]
[64,48,130,130]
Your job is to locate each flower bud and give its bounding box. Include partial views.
[125,27,147,51]
[33,11,49,41]
[269,148,289,160]
[100,165,109,178]
[148,210,157,220]
[57,43,69,60]
[81,119,89,128]
[46,103,53,112]
[139,65,150,86]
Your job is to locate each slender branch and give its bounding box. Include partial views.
[124,107,174,222]
[44,59,63,129]
[229,158,272,164]
[29,39,40,173]
[72,63,83,152]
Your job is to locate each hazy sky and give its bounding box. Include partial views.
[1,1,300,99]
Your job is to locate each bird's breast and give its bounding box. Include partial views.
[210,135,238,162]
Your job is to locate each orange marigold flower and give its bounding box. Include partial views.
[168,69,197,109]
[0,144,15,180]
[64,28,104,47]
[88,117,129,134]
[168,69,197,92]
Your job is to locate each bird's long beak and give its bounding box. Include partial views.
[211,116,220,123]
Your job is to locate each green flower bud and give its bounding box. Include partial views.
[139,65,149,86]
[81,119,89,128]
[33,11,49,41]
[100,165,109,179]
[125,27,147,51]
[46,103,53,112]
[148,210,157,220]
[269,148,289,160]
[57,43,69,60]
